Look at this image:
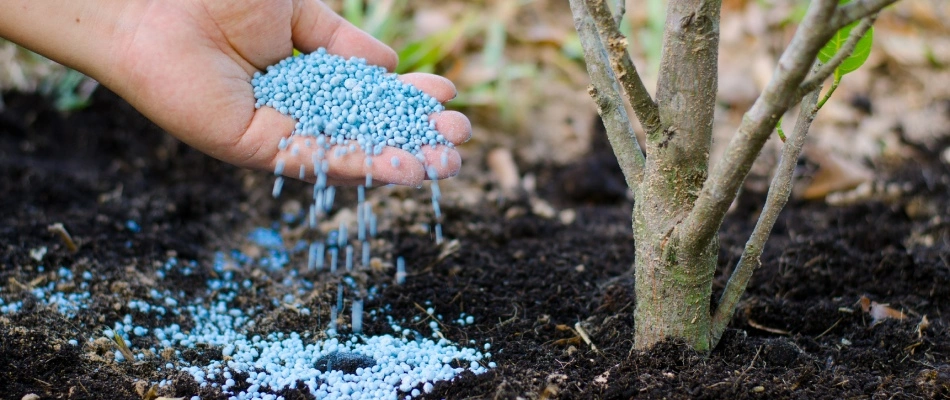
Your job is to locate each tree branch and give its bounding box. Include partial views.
[677,0,839,258]
[798,15,876,97]
[587,0,662,135]
[830,0,898,32]
[612,0,626,29]
[569,0,646,189]
[709,85,821,348]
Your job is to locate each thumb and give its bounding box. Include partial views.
[290,0,398,71]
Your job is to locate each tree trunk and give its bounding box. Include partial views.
[632,0,721,351]
[633,206,718,350]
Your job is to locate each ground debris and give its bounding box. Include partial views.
[859,295,907,325]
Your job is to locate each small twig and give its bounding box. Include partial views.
[830,0,898,32]
[413,302,448,331]
[586,0,661,135]
[816,318,843,338]
[611,0,626,26]
[569,0,646,191]
[709,79,822,348]
[733,345,763,389]
[495,305,520,328]
[815,76,839,110]
[798,16,877,97]
[574,322,600,353]
[775,117,786,142]
[746,318,791,335]
[7,277,30,292]
[47,223,79,253]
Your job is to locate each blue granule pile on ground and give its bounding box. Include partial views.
[253,48,451,158]
[1,246,493,400]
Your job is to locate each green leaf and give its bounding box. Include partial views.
[817,1,874,77]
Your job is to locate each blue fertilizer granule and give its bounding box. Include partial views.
[256,49,451,260]
[253,48,451,158]
[0,247,493,399]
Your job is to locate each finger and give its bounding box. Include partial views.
[231,106,297,169]
[291,0,398,71]
[420,146,462,180]
[326,177,371,187]
[430,111,472,145]
[275,136,427,186]
[397,73,457,103]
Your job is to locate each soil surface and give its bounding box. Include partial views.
[1,90,949,400]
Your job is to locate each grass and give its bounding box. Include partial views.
[329,0,548,126]
[0,40,97,111]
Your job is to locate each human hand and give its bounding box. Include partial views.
[110,0,470,186]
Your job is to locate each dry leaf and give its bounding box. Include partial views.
[551,336,581,346]
[142,385,158,400]
[801,150,873,200]
[859,296,872,313]
[860,295,907,324]
[869,302,906,324]
[486,148,520,195]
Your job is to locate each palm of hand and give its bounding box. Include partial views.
[114,0,469,186]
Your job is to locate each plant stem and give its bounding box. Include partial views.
[776,117,786,142]
[677,0,839,260]
[709,84,822,348]
[569,0,646,190]
[612,0,626,26]
[798,16,876,98]
[816,75,839,110]
[586,0,662,135]
[831,0,899,31]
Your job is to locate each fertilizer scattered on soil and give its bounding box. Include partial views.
[1,230,492,399]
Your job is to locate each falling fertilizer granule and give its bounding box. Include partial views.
[254,48,450,272]
[0,49,487,400]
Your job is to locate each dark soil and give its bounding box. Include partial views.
[1,90,949,399]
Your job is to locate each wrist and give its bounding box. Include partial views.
[0,0,149,87]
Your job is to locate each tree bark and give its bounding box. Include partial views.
[569,0,898,352]
[633,0,721,351]
[569,0,646,191]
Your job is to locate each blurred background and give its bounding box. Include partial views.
[2,0,948,206]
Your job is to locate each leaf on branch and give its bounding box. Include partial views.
[818,0,874,78]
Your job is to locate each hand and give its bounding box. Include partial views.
[110,0,471,186]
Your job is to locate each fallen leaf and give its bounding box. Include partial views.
[800,149,873,200]
[859,296,872,313]
[859,295,907,324]
[869,302,905,324]
[486,147,520,196]
[142,385,158,400]
[551,336,581,346]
